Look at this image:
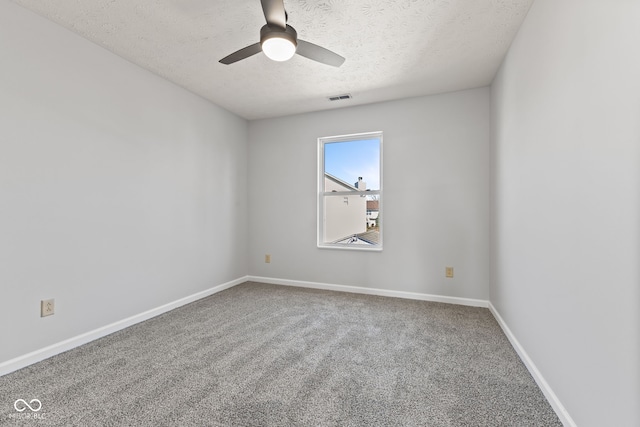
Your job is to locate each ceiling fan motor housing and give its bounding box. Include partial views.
[260,24,298,48]
[260,24,298,61]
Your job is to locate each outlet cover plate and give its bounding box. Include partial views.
[41,299,55,317]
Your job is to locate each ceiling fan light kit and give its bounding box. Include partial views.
[260,25,297,62]
[219,0,345,67]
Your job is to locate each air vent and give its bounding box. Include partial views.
[328,93,352,101]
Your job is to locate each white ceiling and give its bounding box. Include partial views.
[11,0,533,120]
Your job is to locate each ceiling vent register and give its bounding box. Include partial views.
[328,94,352,101]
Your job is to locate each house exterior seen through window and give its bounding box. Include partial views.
[318,132,382,250]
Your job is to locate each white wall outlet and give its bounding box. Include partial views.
[265,254,271,263]
[41,299,55,317]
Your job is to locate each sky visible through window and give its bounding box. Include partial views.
[324,138,380,190]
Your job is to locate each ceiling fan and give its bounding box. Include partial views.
[219,0,345,67]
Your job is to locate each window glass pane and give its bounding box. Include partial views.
[324,138,380,191]
[322,194,368,244]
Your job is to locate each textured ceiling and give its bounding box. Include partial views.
[10,0,533,120]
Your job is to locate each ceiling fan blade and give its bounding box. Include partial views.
[261,0,286,29]
[219,43,262,65]
[296,39,345,67]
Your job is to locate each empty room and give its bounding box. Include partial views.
[1,0,638,426]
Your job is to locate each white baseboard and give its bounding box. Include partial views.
[247,275,489,308]
[1,274,573,427]
[250,276,573,426]
[488,303,576,427]
[0,276,248,377]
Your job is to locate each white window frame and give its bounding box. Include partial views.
[317,131,383,251]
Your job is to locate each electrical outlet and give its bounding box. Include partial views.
[265,254,271,263]
[41,299,55,317]
[446,267,454,278]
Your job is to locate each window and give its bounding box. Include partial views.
[317,132,382,250]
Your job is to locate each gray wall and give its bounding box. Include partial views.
[490,0,640,425]
[248,88,490,300]
[0,2,249,364]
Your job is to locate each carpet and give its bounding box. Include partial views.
[0,282,561,426]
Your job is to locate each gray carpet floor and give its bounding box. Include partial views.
[0,282,561,426]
